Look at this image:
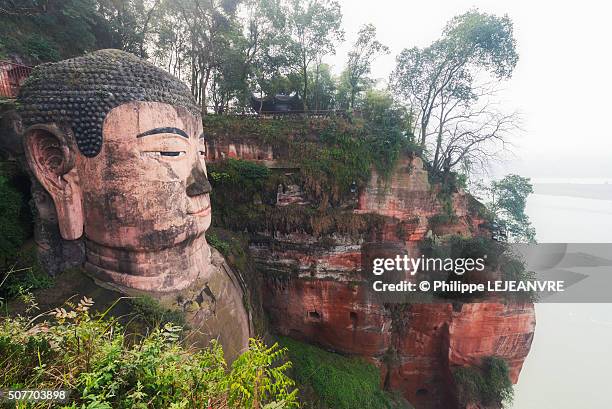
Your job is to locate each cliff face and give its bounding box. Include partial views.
[204,119,535,409]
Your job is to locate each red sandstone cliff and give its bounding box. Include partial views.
[205,132,535,409]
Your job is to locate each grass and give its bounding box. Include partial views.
[0,244,53,307]
[129,295,187,329]
[278,336,407,409]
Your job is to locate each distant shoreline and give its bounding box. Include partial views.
[533,183,612,201]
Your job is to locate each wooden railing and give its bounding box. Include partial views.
[0,60,33,98]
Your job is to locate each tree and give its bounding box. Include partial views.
[96,0,162,57]
[241,0,298,108]
[0,0,50,16]
[152,0,242,110]
[308,62,336,110]
[390,10,519,173]
[342,23,388,109]
[285,0,343,108]
[360,89,412,176]
[0,0,110,63]
[486,174,536,243]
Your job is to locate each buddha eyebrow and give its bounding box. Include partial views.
[137,127,189,139]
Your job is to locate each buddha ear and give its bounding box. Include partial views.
[23,124,84,240]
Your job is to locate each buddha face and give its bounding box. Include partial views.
[24,101,213,290]
[79,101,211,250]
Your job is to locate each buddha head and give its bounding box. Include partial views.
[19,49,213,291]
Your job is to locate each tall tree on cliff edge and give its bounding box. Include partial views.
[487,174,536,243]
[340,23,389,110]
[285,0,343,109]
[390,10,519,174]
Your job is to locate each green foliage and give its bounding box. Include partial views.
[453,356,514,407]
[391,10,519,173]
[299,121,372,204]
[0,0,104,63]
[420,235,537,301]
[305,63,337,111]
[359,90,415,179]
[205,116,413,209]
[0,296,298,408]
[420,235,504,266]
[341,24,389,109]
[279,336,404,409]
[0,245,53,307]
[487,174,536,243]
[206,231,232,256]
[23,35,61,62]
[283,0,344,107]
[228,339,299,408]
[428,170,467,221]
[428,213,454,227]
[0,174,27,264]
[129,295,187,329]
[208,228,252,274]
[443,11,518,79]
[0,164,42,304]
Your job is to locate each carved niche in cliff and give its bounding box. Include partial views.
[17,49,250,358]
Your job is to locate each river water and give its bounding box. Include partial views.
[511,183,612,408]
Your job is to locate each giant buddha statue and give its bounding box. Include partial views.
[17,49,250,358]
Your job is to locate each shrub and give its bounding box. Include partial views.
[129,295,187,329]
[0,245,53,305]
[206,230,232,256]
[0,174,27,265]
[24,35,60,62]
[453,356,514,407]
[428,213,455,228]
[419,235,537,301]
[279,336,404,409]
[420,235,504,264]
[360,89,413,179]
[0,295,298,408]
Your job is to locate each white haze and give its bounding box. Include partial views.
[328,0,612,179]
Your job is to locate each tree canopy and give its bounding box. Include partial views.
[485,174,536,243]
[391,10,519,174]
[1,3,531,192]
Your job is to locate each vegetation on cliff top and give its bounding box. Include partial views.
[1,293,298,408]
[205,90,415,206]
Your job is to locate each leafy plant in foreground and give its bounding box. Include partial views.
[0,294,298,408]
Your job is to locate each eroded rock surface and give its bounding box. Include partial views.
[205,133,535,409]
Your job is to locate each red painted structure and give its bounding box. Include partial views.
[0,60,32,98]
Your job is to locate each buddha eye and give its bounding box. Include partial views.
[199,150,206,155]
[160,151,186,157]
[142,151,186,158]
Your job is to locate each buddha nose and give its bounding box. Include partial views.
[186,163,212,197]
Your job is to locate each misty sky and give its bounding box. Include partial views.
[328,0,612,179]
